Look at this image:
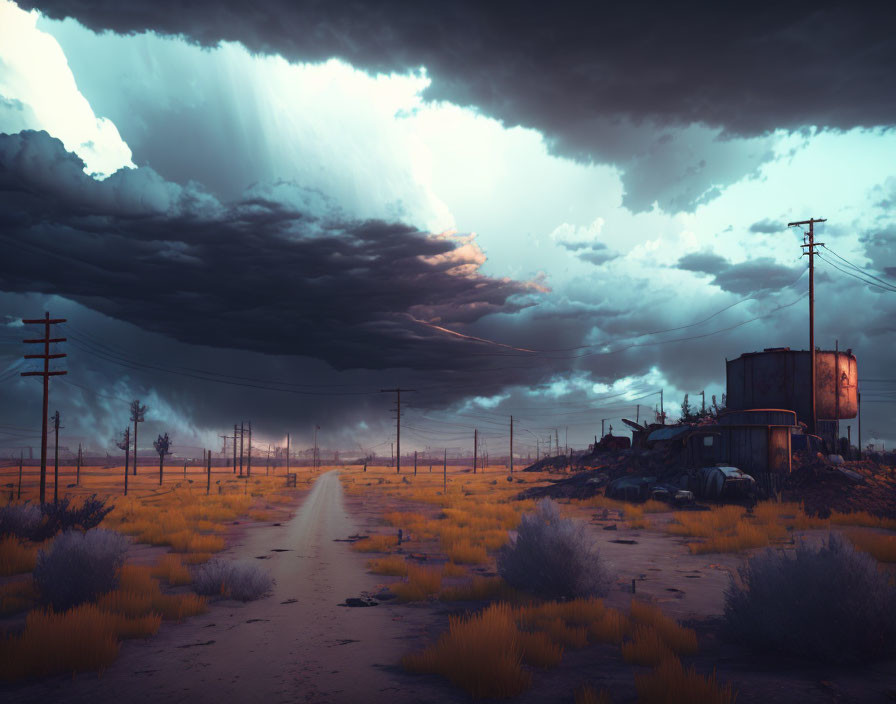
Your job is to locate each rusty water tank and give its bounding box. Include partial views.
[726,348,857,423]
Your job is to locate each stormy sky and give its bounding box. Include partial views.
[1,0,895,458]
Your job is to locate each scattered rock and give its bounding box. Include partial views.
[610,539,638,545]
[342,597,379,607]
[271,548,291,552]
[177,640,216,648]
[333,534,368,543]
[602,524,618,531]
[372,590,396,601]
[281,598,298,604]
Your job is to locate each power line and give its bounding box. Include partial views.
[816,253,896,293]
[821,244,896,290]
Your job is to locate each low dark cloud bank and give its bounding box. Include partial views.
[21,1,896,212]
[0,130,539,371]
[677,252,803,296]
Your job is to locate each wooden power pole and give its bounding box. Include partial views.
[509,416,513,474]
[21,312,67,504]
[380,388,415,474]
[788,217,826,435]
[247,421,252,477]
[473,429,478,474]
[239,422,244,476]
[52,410,61,502]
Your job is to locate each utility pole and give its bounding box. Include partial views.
[21,312,67,504]
[536,437,540,461]
[555,429,560,456]
[380,388,415,474]
[116,426,130,496]
[239,422,244,476]
[701,390,705,415]
[76,442,82,485]
[52,410,61,503]
[247,421,252,477]
[443,448,447,492]
[207,448,211,495]
[17,451,23,499]
[286,432,291,473]
[313,424,319,471]
[788,217,826,435]
[267,444,271,475]
[660,390,664,425]
[233,425,238,473]
[414,450,417,476]
[636,404,640,424]
[129,399,147,475]
[473,429,478,473]
[509,415,514,474]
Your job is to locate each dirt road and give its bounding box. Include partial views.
[9,470,454,704]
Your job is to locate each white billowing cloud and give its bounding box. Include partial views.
[550,217,606,246]
[0,0,133,177]
[39,18,454,231]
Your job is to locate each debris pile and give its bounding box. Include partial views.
[784,453,896,518]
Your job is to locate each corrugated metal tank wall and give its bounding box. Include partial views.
[726,349,857,423]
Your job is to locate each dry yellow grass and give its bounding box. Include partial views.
[402,602,531,698]
[634,657,736,704]
[845,529,896,562]
[587,607,628,644]
[445,540,489,565]
[0,577,36,615]
[0,604,121,680]
[351,534,397,552]
[831,510,896,531]
[629,600,698,655]
[575,684,612,704]
[541,617,589,648]
[439,576,513,602]
[667,505,788,554]
[391,565,442,602]
[98,564,207,622]
[441,561,467,577]
[622,624,676,666]
[151,553,192,585]
[367,555,408,576]
[518,630,564,668]
[0,536,38,576]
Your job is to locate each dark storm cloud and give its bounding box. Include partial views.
[749,219,784,234]
[558,241,619,267]
[676,252,730,276]
[677,251,802,295]
[21,1,896,212]
[0,130,540,371]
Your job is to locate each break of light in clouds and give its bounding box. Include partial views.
[1,0,895,454]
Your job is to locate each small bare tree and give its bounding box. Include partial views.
[153,433,171,486]
[115,427,131,495]
[129,399,147,475]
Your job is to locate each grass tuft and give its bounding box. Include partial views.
[634,657,736,704]
[0,536,38,576]
[402,602,531,698]
[391,565,442,602]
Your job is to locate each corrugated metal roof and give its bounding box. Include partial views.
[646,426,691,442]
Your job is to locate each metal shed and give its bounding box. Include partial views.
[716,408,798,493]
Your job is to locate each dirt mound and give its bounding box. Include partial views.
[784,454,896,518]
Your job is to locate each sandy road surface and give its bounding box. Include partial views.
[8,470,454,704]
